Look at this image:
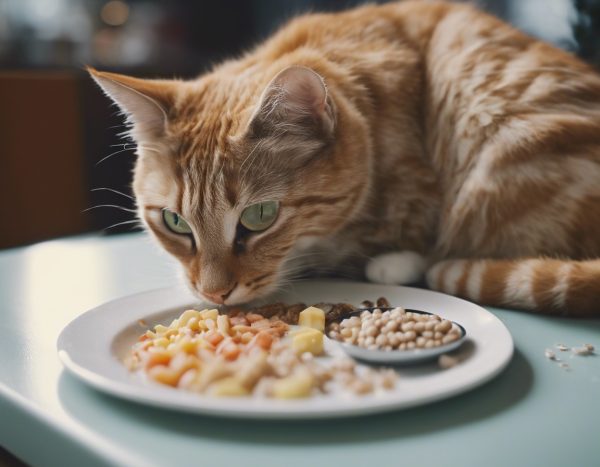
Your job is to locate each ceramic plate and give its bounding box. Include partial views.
[57,281,513,419]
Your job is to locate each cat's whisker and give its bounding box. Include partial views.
[96,147,136,166]
[116,129,134,140]
[91,187,135,201]
[138,144,162,155]
[102,219,143,232]
[109,143,137,149]
[83,204,138,214]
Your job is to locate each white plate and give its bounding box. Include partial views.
[57,281,513,419]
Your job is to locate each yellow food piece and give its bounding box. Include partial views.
[153,337,169,348]
[292,327,324,356]
[199,309,219,321]
[298,306,325,332]
[187,317,200,332]
[179,309,201,326]
[236,350,269,389]
[178,337,197,354]
[216,315,230,335]
[147,365,180,386]
[196,337,216,350]
[272,369,314,399]
[207,377,249,397]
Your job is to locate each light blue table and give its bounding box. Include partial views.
[1,233,599,467]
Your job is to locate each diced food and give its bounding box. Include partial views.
[272,369,315,399]
[200,309,219,320]
[207,377,250,397]
[298,306,325,332]
[292,328,324,356]
[129,298,400,399]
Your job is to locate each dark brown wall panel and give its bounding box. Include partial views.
[0,72,89,248]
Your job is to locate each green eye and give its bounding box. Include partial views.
[240,201,279,232]
[162,209,192,235]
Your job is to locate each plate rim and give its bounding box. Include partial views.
[57,280,514,419]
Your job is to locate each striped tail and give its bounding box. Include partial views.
[426,258,600,317]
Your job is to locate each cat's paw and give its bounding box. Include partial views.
[365,251,427,285]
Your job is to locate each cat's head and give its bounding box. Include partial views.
[90,64,369,305]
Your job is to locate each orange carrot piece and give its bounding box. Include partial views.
[220,342,241,361]
[147,365,180,386]
[145,352,171,369]
[205,331,224,346]
[251,331,273,351]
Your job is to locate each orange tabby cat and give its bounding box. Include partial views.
[90,1,600,316]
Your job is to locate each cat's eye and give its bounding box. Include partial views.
[162,208,192,235]
[240,201,279,232]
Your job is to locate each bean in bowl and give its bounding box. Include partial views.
[328,307,462,351]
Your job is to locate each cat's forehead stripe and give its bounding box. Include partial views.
[173,78,250,168]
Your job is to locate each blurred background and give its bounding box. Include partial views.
[0,0,599,250]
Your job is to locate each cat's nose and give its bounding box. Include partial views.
[202,283,236,304]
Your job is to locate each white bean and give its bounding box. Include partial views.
[442,334,457,345]
[437,320,452,333]
[375,334,388,346]
[404,331,416,342]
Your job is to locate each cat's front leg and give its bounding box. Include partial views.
[365,251,427,285]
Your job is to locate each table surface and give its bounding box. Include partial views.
[1,232,599,467]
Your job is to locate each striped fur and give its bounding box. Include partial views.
[90,1,600,315]
[427,259,600,316]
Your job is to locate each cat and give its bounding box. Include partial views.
[89,1,600,316]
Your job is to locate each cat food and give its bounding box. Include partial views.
[572,343,595,356]
[438,354,460,369]
[546,343,595,362]
[129,305,396,398]
[298,306,326,332]
[328,307,461,351]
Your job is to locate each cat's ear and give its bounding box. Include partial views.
[249,66,336,144]
[87,67,175,140]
